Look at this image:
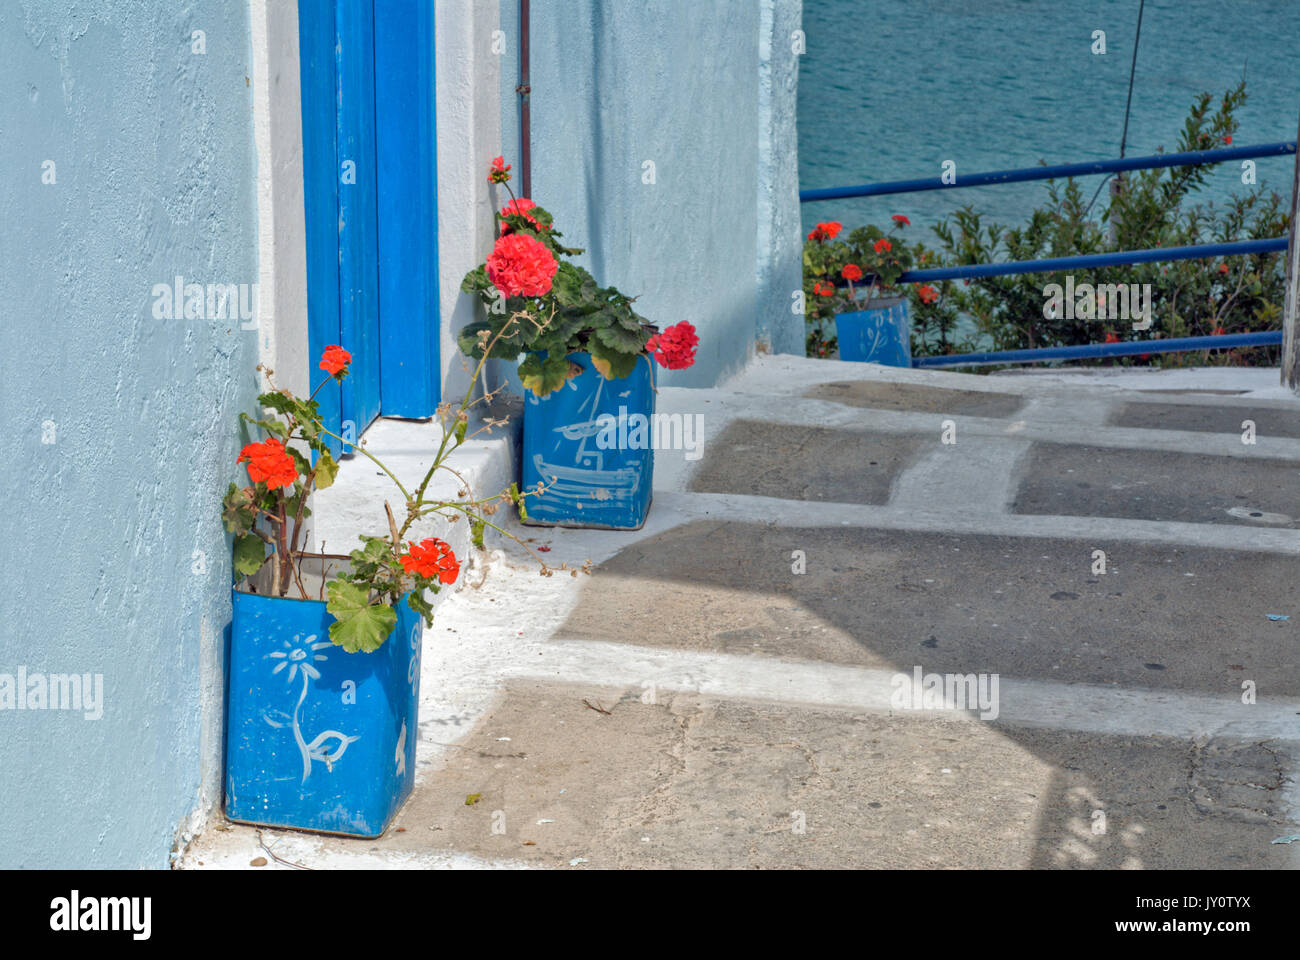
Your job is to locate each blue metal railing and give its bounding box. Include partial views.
[803,140,1296,367]
[899,236,1288,284]
[913,331,1282,368]
[800,141,1297,203]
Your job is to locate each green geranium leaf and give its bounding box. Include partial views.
[460,265,492,295]
[222,483,257,534]
[289,447,312,479]
[589,335,639,380]
[314,451,339,490]
[518,352,570,397]
[591,319,646,355]
[408,590,434,627]
[326,580,398,653]
[285,489,313,521]
[232,532,267,577]
[257,392,304,421]
[238,413,288,440]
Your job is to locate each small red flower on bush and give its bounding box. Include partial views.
[1212,326,1226,336]
[917,284,939,304]
[646,321,699,370]
[891,215,911,226]
[500,198,546,235]
[873,238,892,254]
[237,438,298,491]
[319,344,351,377]
[1223,135,1233,145]
[808,221,842,243]
[486,232,559,298]
[1104,331,1120,344]
[401,538,460,585]
[1218,263,1230,274]
[813,281,835,297]
[841,264,864,283]
[489,156,512,184]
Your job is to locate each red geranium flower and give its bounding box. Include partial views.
[646,321,699,370]
[891,215,911,226]
[237,437,298,491]
[1104,331,1120,344]
[1224,135,1233,145]
[500,198,546,235]
[1218,263,1230,274]
[401,538,460,585]
[486,232,558,298]
[808,221,842,243]
[813,281,835,297]
[319,344,351,377]
[873,238,892,254]
[488,156,512,184]
[917,284,939,304]
[841,264,864,282]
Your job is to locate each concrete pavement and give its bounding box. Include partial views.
[183,356,1300,869]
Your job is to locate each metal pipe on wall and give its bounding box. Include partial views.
[518,0,531,197]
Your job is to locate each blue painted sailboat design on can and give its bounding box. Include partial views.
[225,587,422,837]
[522,352,655,530]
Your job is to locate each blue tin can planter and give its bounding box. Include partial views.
[835,296,912,367]
[225,583,423,838]
[522,352,655,530]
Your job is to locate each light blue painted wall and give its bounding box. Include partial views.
[524,0,803,387]
[0,1,258,867]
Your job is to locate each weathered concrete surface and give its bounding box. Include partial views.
[554,521,1300,696]
[380,683,1291,869]
[807,380,1026,418]
[182,358,1300,870]
[689,421,925,502]
[1110,400,1300,439]
[1013,444,1300,527]
[195,680,1293,869]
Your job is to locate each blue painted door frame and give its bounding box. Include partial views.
[298,0,439,456]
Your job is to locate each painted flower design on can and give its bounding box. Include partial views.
[265,634,359,783]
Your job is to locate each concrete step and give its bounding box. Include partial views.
[1013,443,1300,527]
[689,420,925,503]
[806,380,1027,418]
[554,520,1300,697]
[1110,400,1300,439]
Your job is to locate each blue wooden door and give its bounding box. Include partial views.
[298,0,439,456]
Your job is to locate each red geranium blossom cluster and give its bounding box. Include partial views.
[488,156,512,184]
[486,232,559,298]
[841,264,864,283]
[917,284,939,304]
[238,437,298,491]
[807,221,842,243]
[813,281,835,297]
[319,344,352,377]
[646,321,699,370]
[499,198,546,236]
[400,538,460,585]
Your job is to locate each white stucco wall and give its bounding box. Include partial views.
[435,0,507,403]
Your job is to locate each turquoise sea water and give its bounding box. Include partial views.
[798,0,1300,239]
